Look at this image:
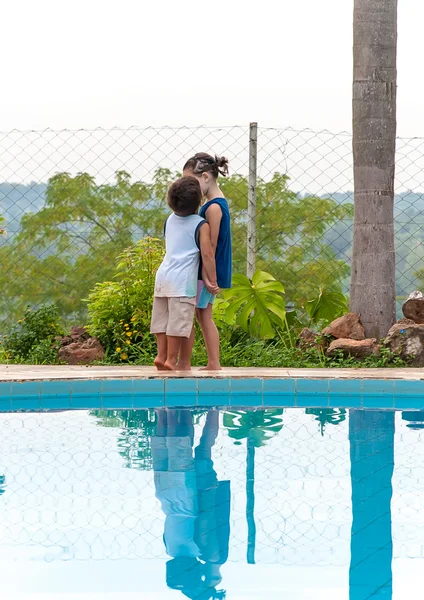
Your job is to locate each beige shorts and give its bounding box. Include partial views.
[150,296,196,338]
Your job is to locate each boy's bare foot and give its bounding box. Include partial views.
[154,357,168,371]
[199,364,222,371]
[176,362,192,371]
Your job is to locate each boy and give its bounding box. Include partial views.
[151,176,219,371]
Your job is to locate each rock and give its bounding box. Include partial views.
[326,338,379,359]
[322,313,365,341]
[384,321,424,366]
[58,337,104,365]
[297,328,327,352]
[402,291,424,324]
[57,335,73,347]
[70,326,89,340]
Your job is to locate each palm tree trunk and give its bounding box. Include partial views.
[246,432,256,564]
[350,0,398,339]
[349,410,394,599]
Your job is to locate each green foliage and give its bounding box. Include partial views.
[0,215,5,235]
[218,270,347,341]
[92,409,157,470]
[86,237,164,361]
[222,271,286,339]
[1,169,173,322]
[223,409,284,447]
[0,305,64,363]
[220,173,353,305]
[1,168,353,326]
[306,408,346,436]
[305,287,349,325]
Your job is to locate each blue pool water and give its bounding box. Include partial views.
[0,406,423,599]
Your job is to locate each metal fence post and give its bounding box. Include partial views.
[247,122,258,279]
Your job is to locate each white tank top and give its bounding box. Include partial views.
[154,213,206,297]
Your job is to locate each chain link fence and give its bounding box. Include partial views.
[0,408,422,574]
[1,125,424,327]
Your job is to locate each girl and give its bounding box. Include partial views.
[179,153,232,370]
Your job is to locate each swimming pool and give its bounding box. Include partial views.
[0,405,423,599]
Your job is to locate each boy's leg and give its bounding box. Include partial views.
[164,336,182,370]
[178,326,195,371]
[197,304,222,370]
[154,334,168,370]
[165,297,196,371]
[151,297,169,370]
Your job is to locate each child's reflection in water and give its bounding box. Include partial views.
[152,409,229,599]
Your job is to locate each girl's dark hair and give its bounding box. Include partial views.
[184,152,229,179]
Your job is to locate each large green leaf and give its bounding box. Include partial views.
[223,270,286,339]
[305,287,348,325]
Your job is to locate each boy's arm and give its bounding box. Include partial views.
[199,223,220,295]
[204,203,223,254]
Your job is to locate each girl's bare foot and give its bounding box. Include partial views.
[176,362,192,371]
[164,360,177,371]
[199,364,222,371]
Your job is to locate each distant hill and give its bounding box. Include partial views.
[0,182,46,239]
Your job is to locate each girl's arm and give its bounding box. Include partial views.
[199,223,219,295]
[204,203,223,254]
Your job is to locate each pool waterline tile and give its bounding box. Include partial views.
[101,379,133,408]
[198,379,230,407]
[0,382,11,402]
[230,379,263,406]
[263,379,295,406]
[295,379,329,407]
[165,379,197,407]
[4,372,424,411]
[362,380,395,409]
[133,379,164,408]
[41,381,72,410]
[329,380,362,408]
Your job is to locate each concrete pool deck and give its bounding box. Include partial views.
[1,364,424,381]
[0,365,424,412]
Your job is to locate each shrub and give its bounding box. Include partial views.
[0,304,64,363]
[86,237,164,362]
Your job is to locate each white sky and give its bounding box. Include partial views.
[0,0,421,135]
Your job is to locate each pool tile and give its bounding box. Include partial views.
[11,381,41,410]
[165,379,197,407]
[0,382,11,402]
[41,381,72,410]
[101,380,133,408]
[0,382,11,411]
[362,380,394,408]
[71,379,101,397]
[102,397,134,409]
[12,397,42,411]
[230,379,262,407]
[0,399,11,412]
[71,380,101,410]
[295,379,329,407]
[329,380,362,407]
[133,379,164,408]
[198,379,230,407]
[263,379,295,406]
[71,397,102,409]
[395,397,424,410]
[395,380,424,409]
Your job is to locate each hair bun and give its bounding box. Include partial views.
[215,155,229,177]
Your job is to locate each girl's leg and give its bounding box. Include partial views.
[154,333,168,370]
[178,326,195,371]
[196,304,222,370]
